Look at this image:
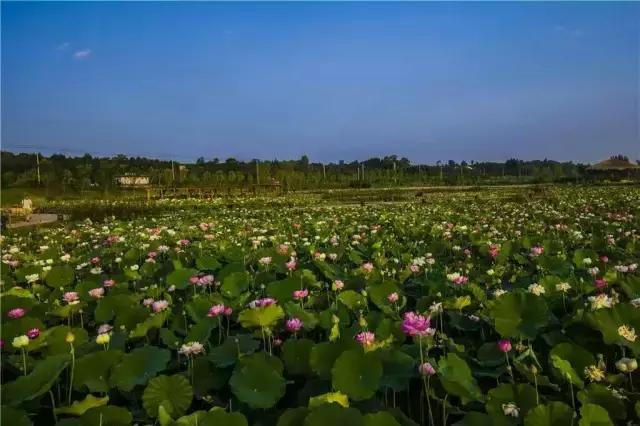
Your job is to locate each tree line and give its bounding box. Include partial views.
[0,151,592,193]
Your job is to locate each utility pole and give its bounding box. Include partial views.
[322,163,326,180]
[171,160,175,183]
[393,161,397,184]
[36,153,41,186]
[357,164,360,181]
[361,163,365,181]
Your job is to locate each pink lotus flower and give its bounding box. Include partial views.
[250,298,277,308]
[98,324,113,334]
[419,362,436,376]
[63,292,79,304]
[224,306,233,316]
[285,260,297,271]
[489,244,500,259]
[88,288,105,299]
[199,275,215,286]
[147,251,158,258]
[152,300,169,313]
[362,262,374,274]
[7,308,26,319]
[497,339,512,353]
[90,256,101,265]
[333,280,344,291]
[530,246,544,257]
[27,328,41,339]
[103,279,116,288]
[286,318,304,332]
[356,331,376,346]
[207,304,226,317]
[273,338,283,347]
[595,278,608,290]
[293,289,309,300]
[401,312,433,337]
[259,256,272,266]
[178,239,190,247]
[189,276,200,285]
[387,292,399,303]
[143,298,154,306]
[600,256,609,264]
[410,264,420,273]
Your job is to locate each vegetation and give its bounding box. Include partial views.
[2,151,602,194]
[1,186,639,425]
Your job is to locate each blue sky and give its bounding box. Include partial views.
[2,1,638,163]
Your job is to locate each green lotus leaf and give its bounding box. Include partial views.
[437,353,484,404]
[94,294,139,323]
[367,281,401,312]
[174,411,208,426]
[78,406,132,426]
[0,316,45,343]
[45,265,75,287]
[310,342,348,379]
[129,311,169,338]
[549,343,595,388]
[489,291,550,339]
[285,302,318,330]
[337,290,367,310]
[238,304,284,329]
[363,411,402,426]
[578,404,612,426]
[283,338,314,375]
[379,349,415,392]
[303,404,364,426]
[200,409,249,426]
[185,318,217,343]
[267,277,303,302]
[485,384,538,424]
[277,407,310,426]
[577,384,626,421]
[584,303,640,355]
[109,346,171,392]
[220,271,251,298]
[142,374,193,418]
[41,326,88,355]
[0,406,32,426]
[456,412,496,426]
[230,353,286,408]
[1,353,70,405]
[208,334,260,367]
[159,328,181,349]
[167,268,198,290]
[331,349,382,401]
[55,395,109,416]
[185,296,220,322]
[524,402,574,426]
[309,391,349,408]
[196,256,221,271]
[74,350,123,393]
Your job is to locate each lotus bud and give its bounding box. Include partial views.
[65,332,75,344]
[615,358,638,373]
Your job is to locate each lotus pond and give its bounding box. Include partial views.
[2,186,640,426]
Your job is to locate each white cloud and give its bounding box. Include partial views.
[73,49,92,59]
[56,42,70,51]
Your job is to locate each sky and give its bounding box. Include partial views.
[2,1,639,164]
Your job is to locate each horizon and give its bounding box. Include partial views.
[2,1,639,163]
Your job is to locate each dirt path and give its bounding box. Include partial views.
[7,213,58,229]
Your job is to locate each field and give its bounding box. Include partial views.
[1,186,639,426]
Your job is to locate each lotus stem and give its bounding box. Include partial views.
[68,343,75,406]
[21,348,27,376]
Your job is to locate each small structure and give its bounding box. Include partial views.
[115,175,150,187]
[586,156,640,181]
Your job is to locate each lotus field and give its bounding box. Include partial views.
[3,187,640,426]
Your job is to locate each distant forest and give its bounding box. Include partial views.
[0,151,617,192]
